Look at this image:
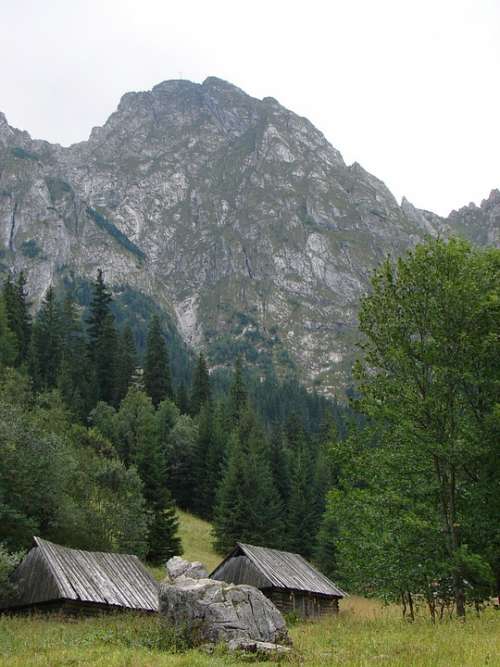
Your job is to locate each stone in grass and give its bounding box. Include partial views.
[227,638,292,656]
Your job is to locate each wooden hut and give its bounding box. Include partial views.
[0,537,159,614]
[210,542,345,618]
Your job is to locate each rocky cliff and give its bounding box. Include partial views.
[0,77,497,392]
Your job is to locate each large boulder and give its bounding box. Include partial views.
[158,573,291,648]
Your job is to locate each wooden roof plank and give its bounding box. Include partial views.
[3,538,159,612]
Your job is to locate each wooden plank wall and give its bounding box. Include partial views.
[266,589,339,618]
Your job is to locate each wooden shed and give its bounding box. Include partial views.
[0,537,159,614]
[210,542,345,618]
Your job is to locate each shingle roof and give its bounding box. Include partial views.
[1,537,159,612]
[211,542,346,597]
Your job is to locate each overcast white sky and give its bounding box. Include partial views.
[1,0,499,215]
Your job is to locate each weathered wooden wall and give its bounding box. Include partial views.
[265,589,339,618]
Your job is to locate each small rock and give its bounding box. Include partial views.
[227,638,292,656]
[166,556,208,581]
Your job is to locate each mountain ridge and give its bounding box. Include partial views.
[1,77,498,392]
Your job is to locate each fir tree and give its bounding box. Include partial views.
[0,297,17,367]
[212,431,252,554]
[57,296,90,420]
[86,270,117,405]
[147,495,182,564]
[190,352,210,415]
[212,409,283,553]
[286,442,320,558]
[116,325,137,402]
[143,315,172,406]
[228,356,247,426]
[269,423,292,507]
[29,286,63,391]
[175,382,190,415]
[3,272,31,366]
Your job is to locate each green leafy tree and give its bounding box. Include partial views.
[144,315,172,406]
[352,238,500,617]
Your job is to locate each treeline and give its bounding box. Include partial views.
[0,269,347,566]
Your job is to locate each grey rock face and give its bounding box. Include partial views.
[0,77,497,392]
[158,575,290,646]
[166,556,208,581]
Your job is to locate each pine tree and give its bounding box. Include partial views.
[116,325,137,403]
[86,270,117,405]
[3,272,31,366]
[143,315,172,407]
[29,286,64,391]
[190,352,210,415]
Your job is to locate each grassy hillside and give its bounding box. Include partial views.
[1,512,499,666]
[148,510,221,581]
[177,510,221,572]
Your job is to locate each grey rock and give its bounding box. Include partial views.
[158,575,290,646]
[166,556,208,581]
[226,638,292,655]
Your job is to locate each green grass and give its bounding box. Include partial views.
[1,598,499,666]
[1,513,499,666]
[177,510,221,573]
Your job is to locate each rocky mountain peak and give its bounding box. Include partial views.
[0,77,497,392]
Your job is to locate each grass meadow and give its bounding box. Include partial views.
[1,512,499,666]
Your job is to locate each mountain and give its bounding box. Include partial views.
[0,77,498,393]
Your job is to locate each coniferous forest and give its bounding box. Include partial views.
[0,238,499,620]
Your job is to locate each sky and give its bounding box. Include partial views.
[1,0,499,216]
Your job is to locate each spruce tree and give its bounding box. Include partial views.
[86,270,117,405]
[58,296,90,420]
[212,431,252,554]
[29,286,63,391]
[228,356,247,426]
[176,382,190,415]
[269,424,292,507]
[143,315,172,407]
[190,352,210,415]
[3,272,31,366]
[0,297,17,367]
[212,409,283,553]
[286,442,319,558]
[116,325,137,403]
